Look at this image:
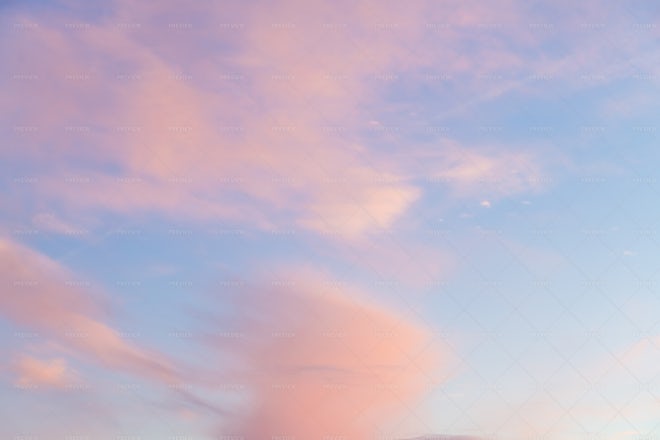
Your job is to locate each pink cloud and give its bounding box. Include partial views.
[0,237,177,383]
[1,0,557,241]
[205,268,445,439]
[12,355,74,389]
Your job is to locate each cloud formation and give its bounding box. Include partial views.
[0,237,177,383]
[1,0,555,241]
[208,268,444,439]
[12,355,74,389]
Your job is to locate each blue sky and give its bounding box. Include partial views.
[2,0,660,439]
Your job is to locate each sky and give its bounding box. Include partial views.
[1,0,660,439]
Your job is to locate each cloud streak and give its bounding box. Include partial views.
[0,237,177,383]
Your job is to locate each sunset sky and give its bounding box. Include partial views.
[2,1,660,439]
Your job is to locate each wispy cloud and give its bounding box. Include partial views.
[0,237,177,383]
[1,0,562,241]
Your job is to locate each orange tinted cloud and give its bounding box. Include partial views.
[13,355,74,389]
[211,268,444,439]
